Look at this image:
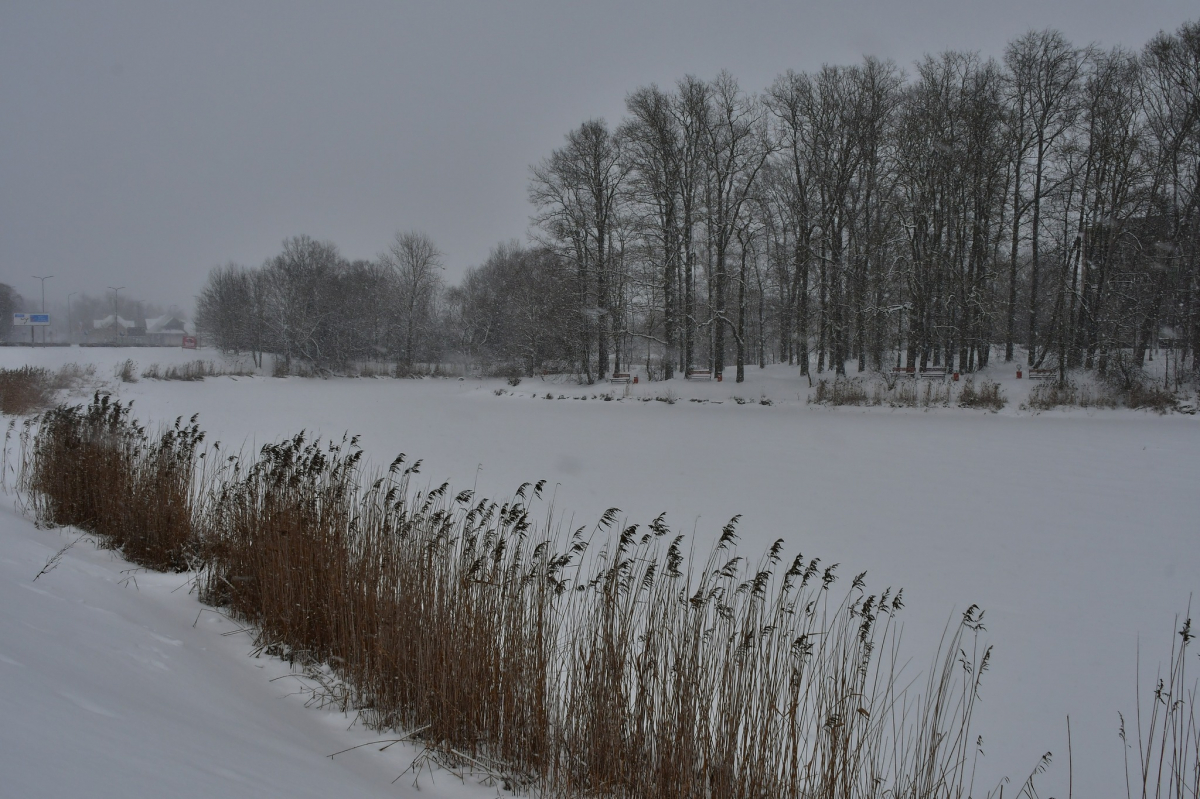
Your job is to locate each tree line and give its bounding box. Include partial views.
[198,22,1200,383]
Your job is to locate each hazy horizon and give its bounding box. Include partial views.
[3,0,1196,312]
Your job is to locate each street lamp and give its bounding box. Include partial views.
[108,286,124,338]
[31,275,52,345]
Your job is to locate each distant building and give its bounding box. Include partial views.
[93,315,136,339]
[144,314,194,346]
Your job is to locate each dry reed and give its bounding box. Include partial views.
[0,367,56,415]
[20,398,1009,797]
[1121,609,1198,799]
[21,394,203,570]
[142,360,253,381]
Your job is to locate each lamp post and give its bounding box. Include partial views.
[67,292,78,344]
[31,275,52,345]
[108,286,124,339]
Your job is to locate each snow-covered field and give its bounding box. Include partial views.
[3,345,1198,796]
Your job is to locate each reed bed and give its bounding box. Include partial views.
[0,363,97,416]
[810,377,955,409]
[0,366,56,415]
[19,394,1032,797]
[142,360,255,381]
[20,394,204,570]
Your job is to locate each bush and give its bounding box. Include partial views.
[1124,382,1179,413]
[957,379,1006,411]
[810,378,870,406]
[1027,380,1078,410]
[1028,376,1180,413]
[116,359,138,383]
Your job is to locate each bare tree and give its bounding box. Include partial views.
[1006,30,1087,366]
[701,71,773,378]
[530,120,629,380]
[381,231,444,370]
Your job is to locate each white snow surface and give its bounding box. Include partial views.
[3,346,1199,797]
[0,505,496,799]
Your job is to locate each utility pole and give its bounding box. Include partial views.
[31,275,52,345]
[108,286,124,339]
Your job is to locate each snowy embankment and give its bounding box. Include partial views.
[2,346,1198,797]
[0,503,494,799]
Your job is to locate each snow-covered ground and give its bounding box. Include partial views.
[0,506,497,799]
[3,345,1198,796]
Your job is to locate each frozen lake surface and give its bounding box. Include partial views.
[3,345,1198,796]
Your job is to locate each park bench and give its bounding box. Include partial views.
[1028,368,1057,380]
[891,366,917,378]
[609,372,631,384]
[918,367,947,380]
[685,369,713,380]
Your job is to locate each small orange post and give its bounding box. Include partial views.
[633,375,638,384]
[1016,368,1023,379]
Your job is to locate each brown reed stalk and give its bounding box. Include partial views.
[20,393,203,570]
[20,399,1008,798]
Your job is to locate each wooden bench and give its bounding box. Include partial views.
[918,367,947,380]
[1028,368,1057,380]
[609,372,631,384]
[891,367,916,378]
[685,369,713,380]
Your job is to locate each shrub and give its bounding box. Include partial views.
[1027,380,1078,410]
[1125,382,1179,413]
[116,359,138,383]
[957,379,1006,411]
[810,377,870,405]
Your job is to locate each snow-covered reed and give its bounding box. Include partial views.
[16,394,1196,798]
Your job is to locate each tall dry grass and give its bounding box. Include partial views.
[142,360,254,381]
[0,366,56,415]
[810,377,954,409]
[1122,610,1198,799]
[193,434,995,797]
[0,363,97,416]
[20,394,204,570]
[16,397,1041,797]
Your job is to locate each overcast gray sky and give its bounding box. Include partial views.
[3,0,1196,312]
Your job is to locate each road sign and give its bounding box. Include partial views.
[13,313,50,326]
[182,335,198,349]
